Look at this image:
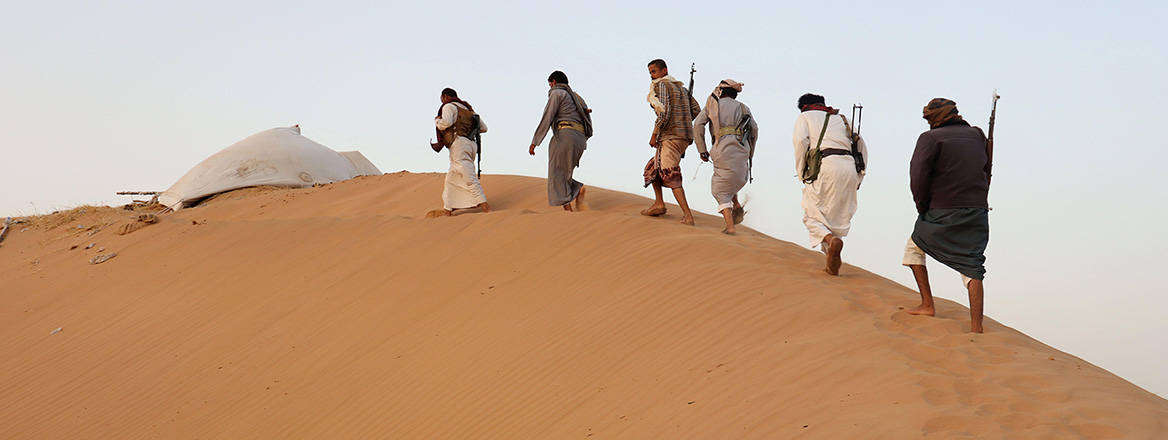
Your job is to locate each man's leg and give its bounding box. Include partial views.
[731,195,745,225]
[967,279,984,333]
[903,238,935,315]
[672,187,695,225]
[720,208,735,234]
[574,186,587,211]
[641,181,667,216]
[823,233,844,275]
[906,264,935,316]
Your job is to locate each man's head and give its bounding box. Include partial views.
[717,79,744,99]
[440,88,459,104]
[797,93,826,110]
[547,70,569,87]
[647,59,668,79]
[922,98,963,128]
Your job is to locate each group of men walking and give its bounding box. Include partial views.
[428,59,992,333]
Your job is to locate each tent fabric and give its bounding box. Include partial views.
[339,151,381,176]
[158,126,381,210]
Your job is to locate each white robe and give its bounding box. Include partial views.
[436,102,488,210]
[792,110,868,247]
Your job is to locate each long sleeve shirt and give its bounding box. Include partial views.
[531,88,589,146]
[652,79,701,143]
[909,120,989,214]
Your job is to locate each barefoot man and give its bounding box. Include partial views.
[903,98,990,334]
[793,93,867,275]
[429,88,489,217]
[528,70,593,211]
[693,79,758,235]
[642,59,701,225]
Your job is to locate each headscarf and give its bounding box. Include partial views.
[647,75,681,114]
[705,79,744,140]
[799,103,838,114]
[923,98,963,128]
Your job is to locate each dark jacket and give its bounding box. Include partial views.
[909,120,989,214]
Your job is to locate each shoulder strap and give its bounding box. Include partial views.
[814,113,830,149]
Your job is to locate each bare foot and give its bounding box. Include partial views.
[477,202,490,213]
[825,237,844,275]
[721,228,736,235]
[971,323,984,334]
[732,206,745,225]
[640,204,666,217]
[906,304,935,316]
[425,209,452,218]
[562,203,574,212]
[679,216,695,226]
[574,187,588,211]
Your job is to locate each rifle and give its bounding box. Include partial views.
[470,114,483,178]
[987,90,999,185]
[850,104,865,173]
[688,63,696,101]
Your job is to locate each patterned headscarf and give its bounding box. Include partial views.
[923,98,963,128]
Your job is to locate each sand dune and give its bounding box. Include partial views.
[1,172,1165,439]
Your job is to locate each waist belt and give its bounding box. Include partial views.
[717,126,743,137]
[820,148,853,158]
[557,121,586,133]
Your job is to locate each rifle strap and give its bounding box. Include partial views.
[815,113,830,151]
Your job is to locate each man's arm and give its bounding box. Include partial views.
[531,91,561,147]
[693,107,710,156]
[688,93,701,121]
[652,82,670,132]
[792,113,810,179]
[909,132,937,214]
[435,103,455,130]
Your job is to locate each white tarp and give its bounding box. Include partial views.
[158,126,381,210]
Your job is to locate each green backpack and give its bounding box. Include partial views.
[800,114,832,184]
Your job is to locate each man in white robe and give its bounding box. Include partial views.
[792,93,868,275]
[429,88,489,217]
[694,79,758,235]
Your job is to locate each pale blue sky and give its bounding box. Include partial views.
[3,1,1166,396]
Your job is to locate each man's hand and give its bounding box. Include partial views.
[529,144,537,156]
[700,152,710,162]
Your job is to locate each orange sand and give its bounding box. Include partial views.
[2,172,1165,439]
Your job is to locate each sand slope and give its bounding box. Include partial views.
[1,173,1165,439]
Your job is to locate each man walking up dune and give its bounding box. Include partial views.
[641,59,702,225]
[903,98,991,334]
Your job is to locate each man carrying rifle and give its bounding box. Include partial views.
[528,70,593,211]
[641,59,702,226]
[902,98,991,334]
[428,88,490,217]
[792,93,868,275]
[693,79,758,235]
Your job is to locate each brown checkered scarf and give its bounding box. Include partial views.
[923,98,963,128]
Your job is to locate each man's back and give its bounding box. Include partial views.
[910,121,989,214]
[654,79,700,142]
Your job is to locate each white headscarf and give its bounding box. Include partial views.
[647,75,680,115]
[705,79,745,138]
